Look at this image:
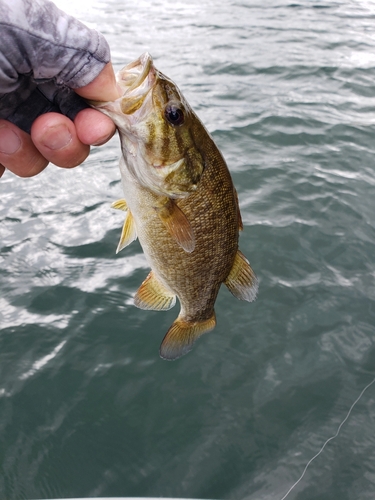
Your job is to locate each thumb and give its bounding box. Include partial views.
[74,62,121,102]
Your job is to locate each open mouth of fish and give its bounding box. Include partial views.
[117,52,153,93]
[116,52,156,115]
[90,52,156,117]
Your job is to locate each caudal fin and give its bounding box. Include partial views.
[160,313,216,361]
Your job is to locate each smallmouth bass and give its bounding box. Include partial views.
[92,53,258,360]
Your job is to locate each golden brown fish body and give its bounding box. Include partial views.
[93,53,258,360]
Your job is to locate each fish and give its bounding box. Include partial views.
[91,53,258,360]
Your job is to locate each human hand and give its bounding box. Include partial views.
[0,0,120,179]
[0,63,119,179]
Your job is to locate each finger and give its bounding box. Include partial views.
[74,108,116,146]
[75,62,121,102]
[31,112,90,169]
[0,120,49,177]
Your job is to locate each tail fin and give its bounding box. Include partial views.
[160,313,216,361]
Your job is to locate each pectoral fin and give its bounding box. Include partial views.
[225,250,258,302]
[154,198,195,253]
[116,209,137,253]
[134,271,176,311]
[160,313,216,361]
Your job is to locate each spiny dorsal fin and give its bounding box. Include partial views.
[116,209,137,254]
[159,313,216,361]
[234,188,244,231]
[134,271,176,311]
[111,199,128,211]
[238,210,244,231]
[153,198,195,253]
[225,250,258,302]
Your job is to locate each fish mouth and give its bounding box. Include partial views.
[117,52,153,93]
[89,53,156,116]
[117,52,156,115]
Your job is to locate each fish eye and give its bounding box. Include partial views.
[164,104,185,126]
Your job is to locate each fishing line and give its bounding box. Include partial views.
[279,376,375,500]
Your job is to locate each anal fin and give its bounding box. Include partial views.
[154,198,195,253]
[134,271,176,311]
[225,250,258,302]
[160,313,216,361]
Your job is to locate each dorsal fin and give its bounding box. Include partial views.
[234,188,244,231]
[159,313,216,361]
[153,198,195,253]
[134,271,176,311]
[225,250,258,302]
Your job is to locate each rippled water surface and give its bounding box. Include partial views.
[1,1,375,499]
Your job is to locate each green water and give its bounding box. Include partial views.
[1,1,375,499]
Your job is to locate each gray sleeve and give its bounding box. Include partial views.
[0,0,111,92]
[0,0,112,132]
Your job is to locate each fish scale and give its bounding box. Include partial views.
[91,52,258,360]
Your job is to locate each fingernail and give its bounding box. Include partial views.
[92,130,116,146]
[41,125,72,150]
[0,127,21,154]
